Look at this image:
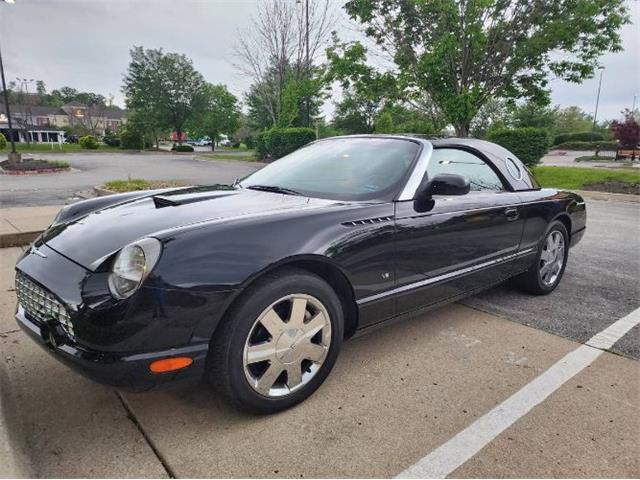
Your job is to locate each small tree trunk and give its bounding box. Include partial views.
[211,142,215,152]
[454,123,470,137]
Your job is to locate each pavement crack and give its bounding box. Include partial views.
[115,391,176,479]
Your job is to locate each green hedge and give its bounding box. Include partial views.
[172,144,194,152]
[79,135,99,149]
[256,127,315,160]
[119,129,144,150]
[553,131,604,145]
[552,140,618,151]
[487,127,550,167]
[0,132,6,150]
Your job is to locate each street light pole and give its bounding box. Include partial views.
[0,0,19,163]
[296,0,311,128]
[591,66,605,142]
[305,0,310,128]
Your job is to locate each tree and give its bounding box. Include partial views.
[330,0,629,136]
[511,101,558,131]
[332,88,380,134]
[188,84,240,151]
[234,0,334,128]
[611,110,640,148]
[122,46,206,143]
[553,106,593,134]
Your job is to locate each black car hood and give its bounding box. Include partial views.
[43,186,340,269]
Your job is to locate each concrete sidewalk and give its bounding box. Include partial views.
[0,206,61,248]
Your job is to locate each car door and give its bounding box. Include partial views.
[393,147,525,315]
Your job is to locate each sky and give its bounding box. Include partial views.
[1,0,638,122]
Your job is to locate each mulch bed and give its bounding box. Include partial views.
[0,159,70,175]
[582,181,640,195]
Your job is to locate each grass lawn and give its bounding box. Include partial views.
[197,151,257,162]
[3,143,123,153]
[532,166,640,193]
[103,179,188,193]
[575,155,616,162]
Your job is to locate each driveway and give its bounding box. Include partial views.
[0,151,262,207]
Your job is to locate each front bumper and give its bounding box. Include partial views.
[15,305,208,390]
[14,241,223,390]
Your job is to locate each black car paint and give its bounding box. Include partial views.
[14,137,586,390]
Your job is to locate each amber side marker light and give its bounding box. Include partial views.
[149,357,193,373]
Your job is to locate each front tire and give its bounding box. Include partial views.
[206,268,344,414]
[514,220,569,295]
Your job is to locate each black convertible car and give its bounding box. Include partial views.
[15,135,586,413]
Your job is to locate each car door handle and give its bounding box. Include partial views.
[504,207,520,220]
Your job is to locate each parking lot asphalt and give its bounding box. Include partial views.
[464,197,640,360]
[0,151,261,207]
[0,195,638,478]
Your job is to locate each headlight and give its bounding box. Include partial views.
[108,238,162,299]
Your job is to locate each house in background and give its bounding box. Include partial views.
[0,102,127,143]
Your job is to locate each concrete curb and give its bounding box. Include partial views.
[93,186,114,197]
[0,344,32,478]
[0,231,41,249]
[575,189,640,203]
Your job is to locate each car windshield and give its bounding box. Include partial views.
[240,137,420,201]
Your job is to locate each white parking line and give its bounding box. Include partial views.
[397,307,640,479]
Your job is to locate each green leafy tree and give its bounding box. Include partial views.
[331,0,629,136]
[511,102,558,131]
[332,88,380,134]
[553,106,594,134]
[188,84,240,151]
[374,111,395,133]
[122,46,206,144]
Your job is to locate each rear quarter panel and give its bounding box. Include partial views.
[516,188,586,254]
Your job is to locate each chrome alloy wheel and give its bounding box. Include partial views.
[243,294,332,397]
[539,230,566,286]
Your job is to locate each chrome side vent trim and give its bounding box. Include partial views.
[342,216,393,227]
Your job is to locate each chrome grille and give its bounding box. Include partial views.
[15,271,74,337]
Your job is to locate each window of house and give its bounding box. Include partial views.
[428,148,506,192]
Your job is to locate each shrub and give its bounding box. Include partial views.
[256,127,316,160]
[119,129,144,150]
[243,135,255,149]
[487,127,550,167]
[552,140,618,151]
[172,144,194,152]
[0,132,6,150]
[103,130,121,147]
[553,131,604,145]
[610,110,640,148]
[79,135,99,149]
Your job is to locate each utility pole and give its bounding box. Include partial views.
[591,66,605,142]
[305,0,310,128]
[0,35,19,162]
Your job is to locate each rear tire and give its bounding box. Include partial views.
[206,268,344,414]
[514,220,569,295]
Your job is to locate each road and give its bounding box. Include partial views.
[0,151,261,207]
[541,149,639,168]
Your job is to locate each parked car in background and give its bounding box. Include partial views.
[65,134,79,144]
[14,135,586,414]
[193,138,212,146]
